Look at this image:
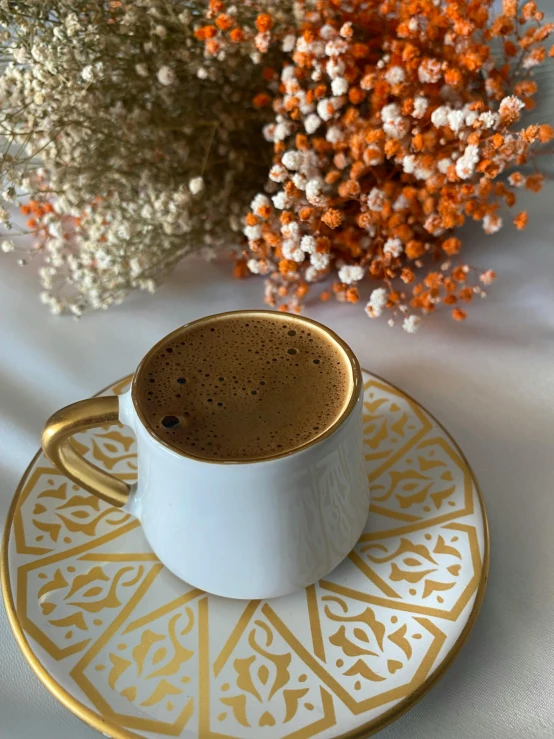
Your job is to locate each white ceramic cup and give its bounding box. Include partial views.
[42,311,369,599]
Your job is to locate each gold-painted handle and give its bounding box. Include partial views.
[41,396,130,508]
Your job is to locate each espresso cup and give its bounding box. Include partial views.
[42,311,369,599]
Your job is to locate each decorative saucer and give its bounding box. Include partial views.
[1,371,488,739]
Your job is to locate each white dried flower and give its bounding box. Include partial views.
[365,287,388,318]
[317,98,335,122]
[385,66,405,85]
[310,251,330,270]
[499,95,525,122]
[135,63,148,78]
[304,113,322,134]
[81,65,95,82]
[244,224,262,240]
[305,178,327,206]
[292,173,307,190]
[455,144,479,179]
[1,239,14,253]
[402,155,416,174]
[269,164,288,183]
[326,59,345,79]
[273,121,293,141]
[331,77,348,96]
[418,58,441,84]
[403,315,421,333]
[250,194,270,215]
[272,191,291,210]
[367,187,385,211]
[479,111,499,129]
[326,125,343,144]
[340,22,353,38]
[247,258,262,274]
[189,177,204,195]
[447,109,466,133]
[381,103,409,139]
[304,266,321,282]
[13,48,27,64]
[412,96,428,119]
[383,238,403,257]
[300,235,317,253]
[282,151,303,170]
[483,213,503,235]
[338,264,365,284]
[282,34,296,52]
[157,66,176,86]
[393,194,410,211]
[431,105,450,127]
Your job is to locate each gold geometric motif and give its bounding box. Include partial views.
[363,380,432,486]
[209,601,336,739]
[2,372,489,739]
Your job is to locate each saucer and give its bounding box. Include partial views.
[1,371,488,739]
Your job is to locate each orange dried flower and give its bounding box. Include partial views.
[442,238,461,255]
[215,14,233,30]
[321,209,343,229]
[452,308,467,321]
[230,28,245,42]
[233,259,248,278]
[539,124,554,142]
[459,287,474,303]
[228,0,551,330]
[452,267,468,282]
[525,174,544,192]
[253,92,271,107]
[255,13,272,32]
[513,211,528,229]
[194,25,217,41]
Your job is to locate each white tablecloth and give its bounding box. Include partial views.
[1,182,553,739]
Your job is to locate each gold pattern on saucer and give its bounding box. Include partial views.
[1,373,489,739]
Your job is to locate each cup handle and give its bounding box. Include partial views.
[41,396,131,508]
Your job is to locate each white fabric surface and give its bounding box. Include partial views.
[1,183,553,739]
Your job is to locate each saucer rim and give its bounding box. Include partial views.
[1,371,490,739]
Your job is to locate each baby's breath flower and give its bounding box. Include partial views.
[310,251,330,270]
[384,238,403,257]
[431,106,450,127]
[412,96,428,119]
[384,66,405,85]
[483,214,503,235]
[403,315,421,333]
[157,66,176,86]
[455,145,480,179]
[338,264,364,284]
[499,96,525,125]
[367,188,385,211]
[189,177,205,195]
[300,235,317,253]
[304,113,322,134]
[282,151,303,170]
[365,288,388,318]
[2,0,551,325]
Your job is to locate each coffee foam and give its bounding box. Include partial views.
[135,313,353,461]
